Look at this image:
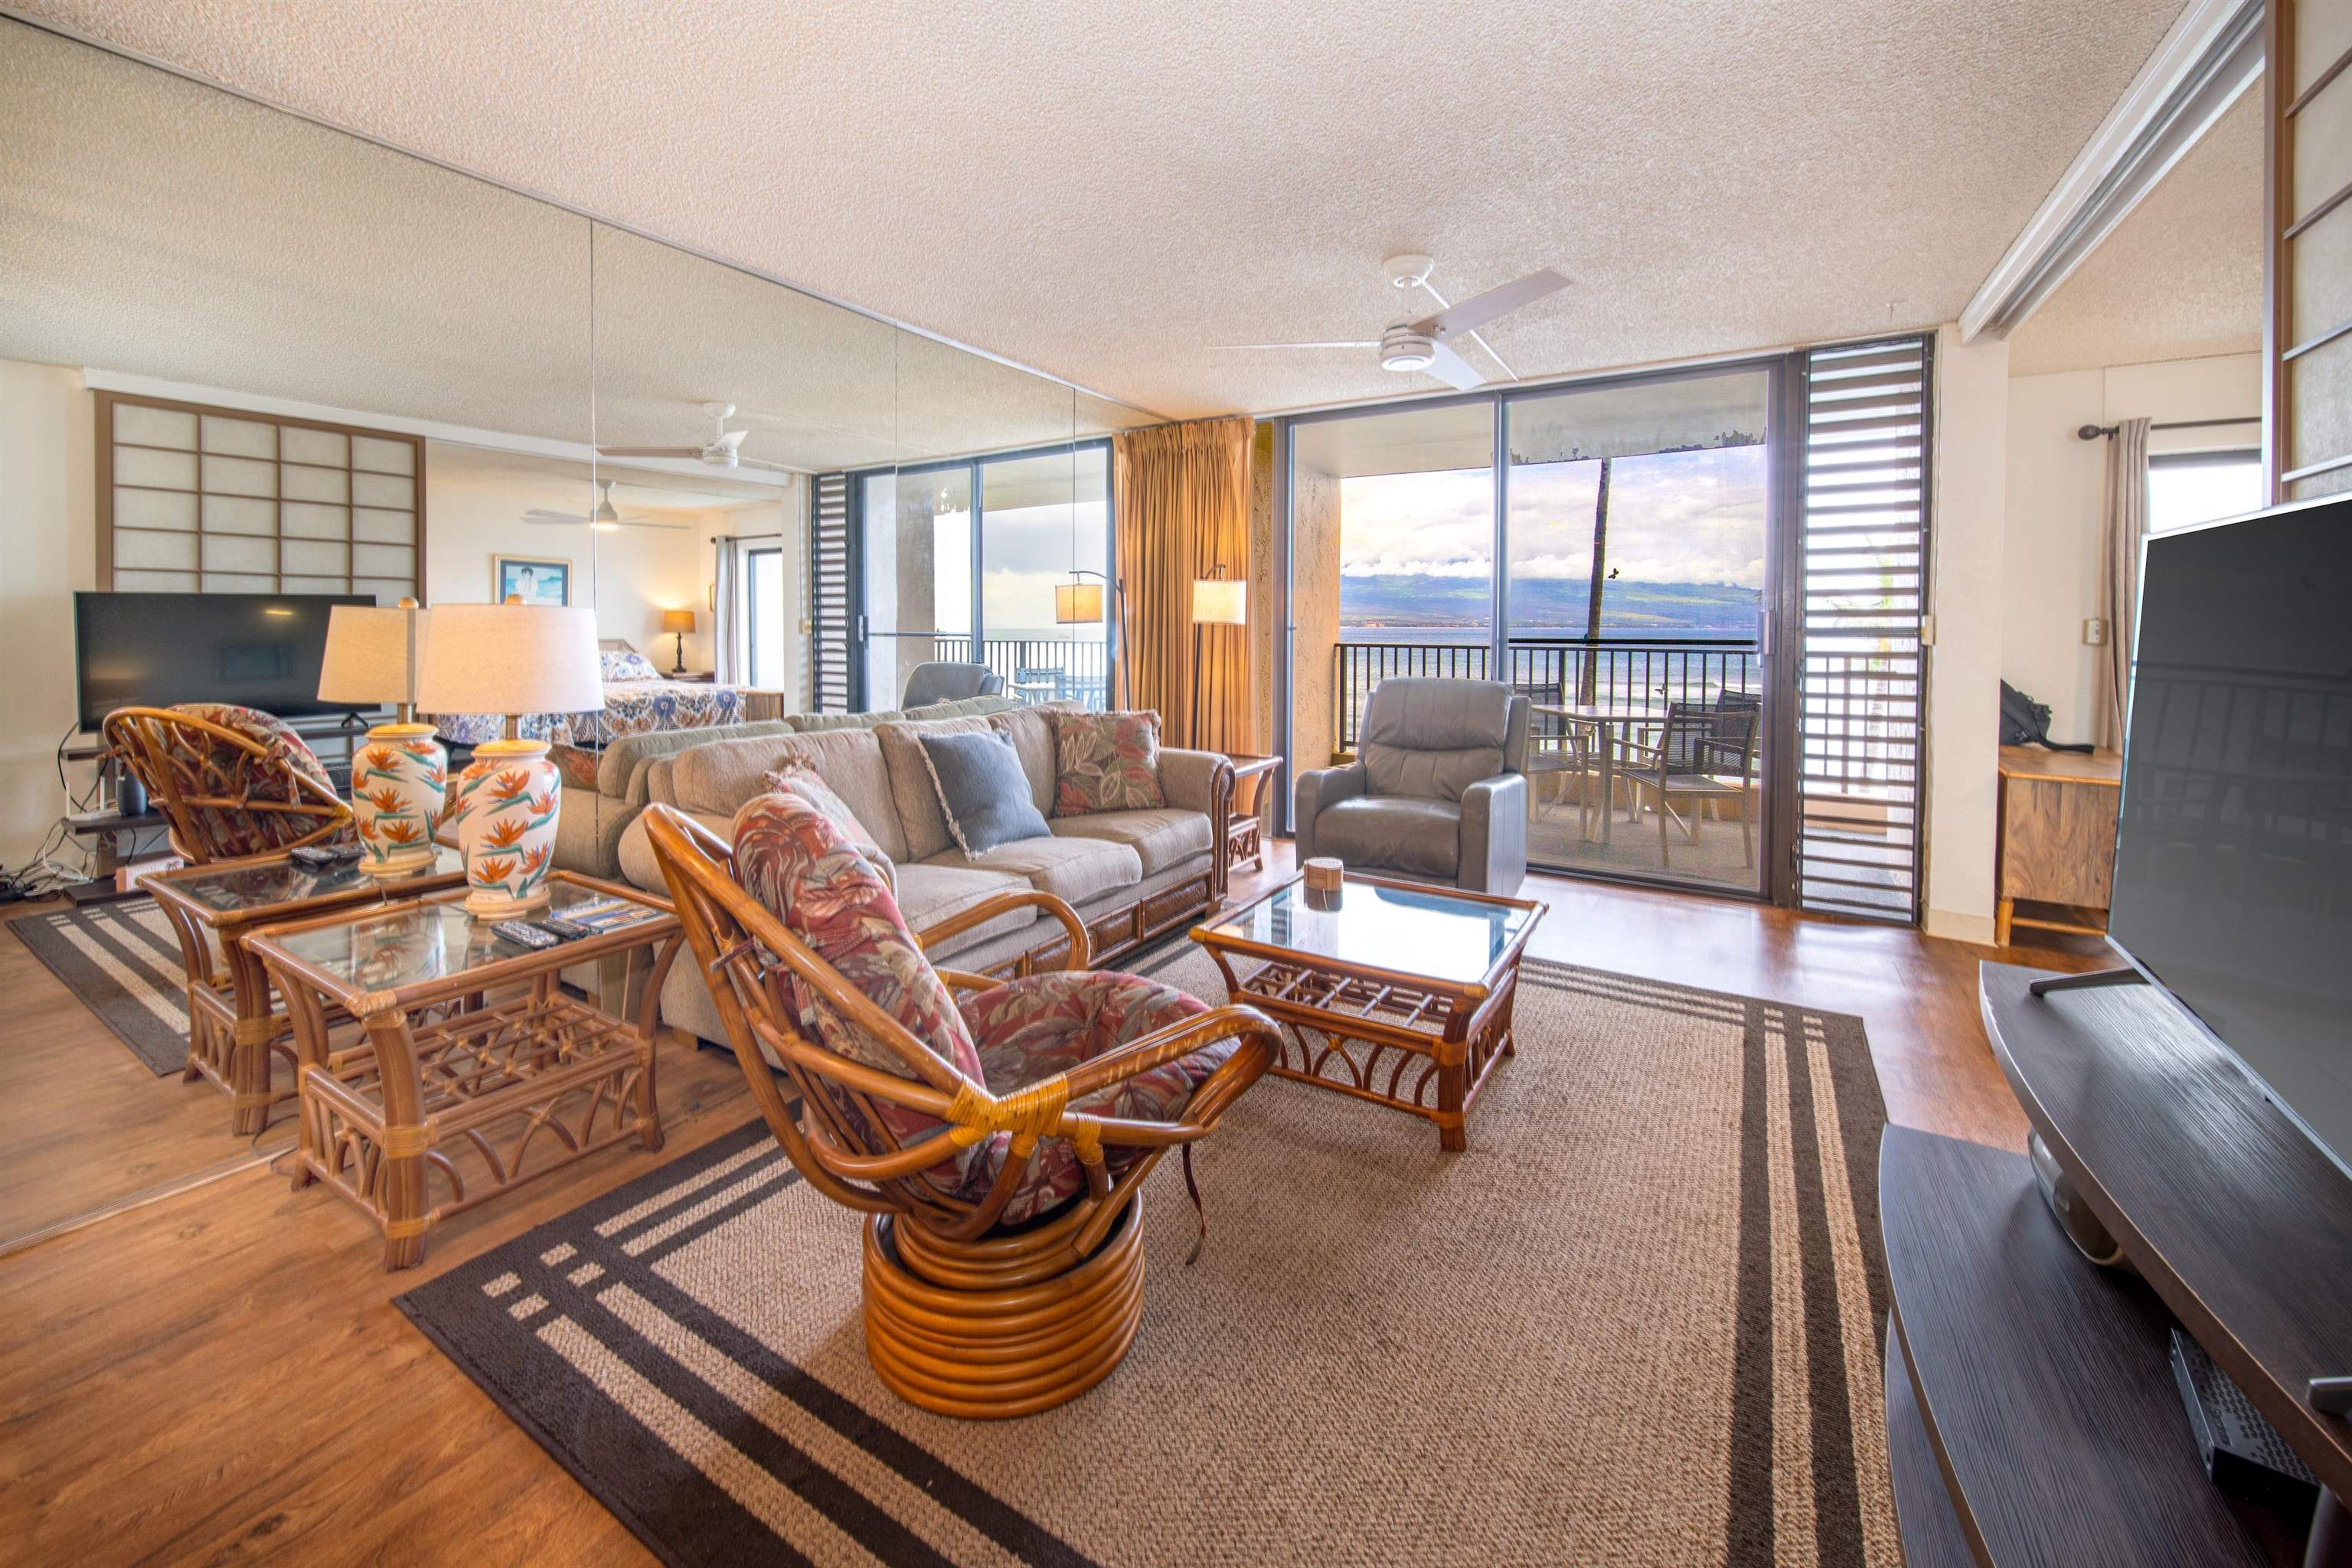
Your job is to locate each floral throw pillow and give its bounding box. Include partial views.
[763,763,894,889]
[1049,709,1165,815]
[599,648,661,682]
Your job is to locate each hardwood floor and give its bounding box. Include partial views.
[0,845,2101,1565]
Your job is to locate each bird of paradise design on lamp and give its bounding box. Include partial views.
[319,600,447,875]
[418,599,602,916]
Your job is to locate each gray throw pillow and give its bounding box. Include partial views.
[914,730,1052,855]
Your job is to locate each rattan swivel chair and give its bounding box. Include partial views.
[103,703,351,864]
[643,796,1278,1419]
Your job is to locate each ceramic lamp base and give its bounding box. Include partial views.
[446,737,561,915]
[462,884,553,917]
[351,722,449,875]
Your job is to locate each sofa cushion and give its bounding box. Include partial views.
[874,715,999,861]
[787,709,901,733]
[906,695,1019,722]
[596,720,796,799]
[1050,709,1165,815]
[890,860,1037,948]
[1048,807,1211,877]
[1312,794,1462,880]
[988,701,1080,817]
[913,730,1052,854]
[921,833,1142,908]
[673,727,906,860]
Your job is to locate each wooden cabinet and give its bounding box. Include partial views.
[1995,745,2122,945]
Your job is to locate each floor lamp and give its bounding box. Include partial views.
[1189,565,1246,746]
[1056,569,1123,707]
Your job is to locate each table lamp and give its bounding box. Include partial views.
[318,599,446,875]
[661,608,696,673]
[417,600,601,915]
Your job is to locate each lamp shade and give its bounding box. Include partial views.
[1190,577,1247,626]
[416,603,603,717]
[1054,581,1104,624]
[318,603,427,706]
[661,608,697,634]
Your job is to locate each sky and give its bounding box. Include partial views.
[1338,446,1768,589]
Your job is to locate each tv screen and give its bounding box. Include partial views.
[74,591,373,730]
[2110,494,2352,1172]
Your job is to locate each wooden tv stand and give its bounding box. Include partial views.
[1880,963,2352,1566]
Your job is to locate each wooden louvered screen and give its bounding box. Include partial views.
[1796,337,1932,923]
[808,472,856,714]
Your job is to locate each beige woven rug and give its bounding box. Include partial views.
[400,951,1896,1567]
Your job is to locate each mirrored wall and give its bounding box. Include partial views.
[0,13,1151,1247]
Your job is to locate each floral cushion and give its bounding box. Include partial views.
[548,742,603,792]
[731,791,978,1187]
[599,648,661,682]
[1050,709,1165,816]
[763,764,894,890]
[959,971,1231,1225]
[162,703,348,859]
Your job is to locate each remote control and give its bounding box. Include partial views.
[492,920,561,951]
[289,842,361,868]
[538,916,592,941]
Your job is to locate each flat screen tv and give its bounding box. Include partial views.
[74,591,373,730]
[2109,492,2352,1176]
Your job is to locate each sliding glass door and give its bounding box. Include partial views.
[856,441,1112,712]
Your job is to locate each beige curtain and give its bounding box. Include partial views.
[2094,416,2151,751]
[1112,416,1253,752]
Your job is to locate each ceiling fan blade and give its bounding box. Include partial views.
[522,509,593,525]
[596,444,703,459]
[1211,341,1382,351]
[1423,340,1488,391]
[1414,269,1568,338]
[618,516,690,531]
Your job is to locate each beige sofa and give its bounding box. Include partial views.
[616,704,1235,1046]
[550,696,1015,879]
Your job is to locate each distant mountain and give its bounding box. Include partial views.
[1340,574,1760,633]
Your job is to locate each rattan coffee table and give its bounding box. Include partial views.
[1191,873,1544,1150]
[249,872,682,1269]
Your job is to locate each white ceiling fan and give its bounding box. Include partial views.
[1218,254,1569,390]
[597,401,792,472]
[523,478,688,533]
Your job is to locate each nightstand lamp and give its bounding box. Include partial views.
[318,599,445,875]
[662,608,696,674]
[418,600,601,915]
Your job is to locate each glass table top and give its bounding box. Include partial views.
[262,879,668,995]
[162,844,464,917]
[1202,878,1536,987]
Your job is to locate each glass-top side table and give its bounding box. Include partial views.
[145,845,466,1135]
[248,871,683,1270]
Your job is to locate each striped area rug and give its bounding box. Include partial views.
[9,897,191,1074]
[400,952,1896,1567]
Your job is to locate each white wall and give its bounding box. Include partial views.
[1922,325,2011,944]
[0,360,98,871]
[2001,353,2261,743]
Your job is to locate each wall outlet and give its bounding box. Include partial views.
[2083,617,2109,646]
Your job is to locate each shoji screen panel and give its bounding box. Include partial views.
[96,392,425,602]
[2270,0,2352,501]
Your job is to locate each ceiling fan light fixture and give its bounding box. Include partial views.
[1379,325,1436,374]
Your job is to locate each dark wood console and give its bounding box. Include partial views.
[1879,962,2352,1565]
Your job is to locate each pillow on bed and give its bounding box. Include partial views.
[599,648,661,682]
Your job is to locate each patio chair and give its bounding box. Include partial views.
[1619,698,1760,867]
[642,797,1278,1419]
[1524,709,1609,842]
[103,703,352,864]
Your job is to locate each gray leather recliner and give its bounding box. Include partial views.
[900,662,1005,707]
[1294,678,1529,897]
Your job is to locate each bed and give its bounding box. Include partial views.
[429,642,772,749]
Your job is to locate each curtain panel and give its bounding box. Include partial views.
[711,536,742,685]
[1112,416,1253,752]
[2094,416,2150,751]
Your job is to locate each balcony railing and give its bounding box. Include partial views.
[931,635,1112,708]
[1334,636,1762,753]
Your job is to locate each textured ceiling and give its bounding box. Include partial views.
[0,18,1146,472]
[8,0,2190,418]
[2005,90,2263,376]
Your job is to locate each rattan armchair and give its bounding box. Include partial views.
[104,704,351,864]
[643,801,1279,1419]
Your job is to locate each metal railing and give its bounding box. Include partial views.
[1334,636,1762,753]
[932,635,1112,709]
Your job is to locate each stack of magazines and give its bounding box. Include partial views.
[564,897,664,935]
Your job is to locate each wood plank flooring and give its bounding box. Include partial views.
[0,846,2101,1565]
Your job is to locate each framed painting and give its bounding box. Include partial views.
[492,554,570,606]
